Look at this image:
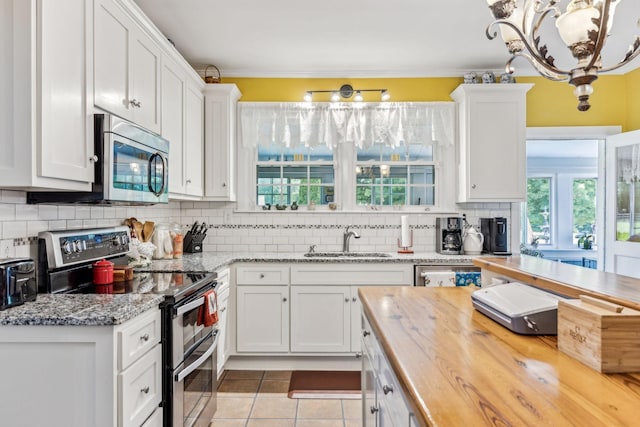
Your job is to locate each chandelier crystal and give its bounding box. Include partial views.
[486,0,640,111]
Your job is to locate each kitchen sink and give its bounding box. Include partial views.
[304,252,392,258]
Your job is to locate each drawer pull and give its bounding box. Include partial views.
[260,273,265,278]
[352,297,357,302]
[141,333,150,342]
[283,297,288,302]
[141,386,150,394]
[355,352,362,359]
[363,330,371,337]
[383,384,394,395]
[221,307,226,312]
[370,406,379,414]
[345,298,350,303]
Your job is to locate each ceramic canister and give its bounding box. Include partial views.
[92,259,114,285]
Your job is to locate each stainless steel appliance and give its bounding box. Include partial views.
[471,282,565,335]
[435,217,463,255]
[37,226,218,427]
[0,258,37,310]
[414,264,480,286]
[27,113,169,205]
[480,217,511,255]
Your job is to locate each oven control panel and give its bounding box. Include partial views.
[39,226,131,269]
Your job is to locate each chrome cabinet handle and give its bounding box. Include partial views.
[89,155,98,162]
[186,179,192,184]
[363,330,370,337]
[140,333,150,342]
[352,297,357,302]
[370,406,379,414]
[259,273,265,278]
[141,386,150,394]
[220,307,226,312]
[345,298,349,303]
[383,384,393,395]
[222,182,227,187]
[283,297,287,302]
[129,99,142,108]
[355,352,362,359]
[471,184,477,189]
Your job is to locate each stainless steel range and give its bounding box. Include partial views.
[37,226,219,427]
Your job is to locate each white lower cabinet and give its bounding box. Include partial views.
[291,285,351,352]
[0,307,162,427]
[236,285,289,352]
[216,268,231,377]
[362,313,414,427]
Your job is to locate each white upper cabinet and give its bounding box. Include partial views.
[162,56,204,200]
[203,84,242,201]
[0,0,95,190]
[94,0,161,134]
[450,84,533,203]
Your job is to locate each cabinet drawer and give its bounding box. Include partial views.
[379,352,412,426]
[236,265,289,285]
[291,264,412,285]
[119,344,162,427]
[118,309,161,371]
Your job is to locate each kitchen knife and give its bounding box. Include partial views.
[189,221,199,235]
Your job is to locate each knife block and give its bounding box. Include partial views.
[183,230,205,253]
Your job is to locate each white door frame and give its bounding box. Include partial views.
[525,126,621,269]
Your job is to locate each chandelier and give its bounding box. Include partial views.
[486,0,640,111]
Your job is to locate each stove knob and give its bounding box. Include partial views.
[120,234,129,246]
[74,240,83,253]
[61,240,73,254]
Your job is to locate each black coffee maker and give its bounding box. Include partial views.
[480,217,511,255]
[436,217,463,254]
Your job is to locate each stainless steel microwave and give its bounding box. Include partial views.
[28,114,169,205]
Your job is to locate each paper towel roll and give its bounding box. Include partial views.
[401,215,410,247]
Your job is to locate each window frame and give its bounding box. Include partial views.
[238,140,451,212]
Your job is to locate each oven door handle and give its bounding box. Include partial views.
[175,329,219,383]
[175,295,206,317]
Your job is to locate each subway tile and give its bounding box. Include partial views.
[57,205,77,220]
[15,205,39,220]
[3,221,27,239]
[1,190,26,204]
[0,204,16,221]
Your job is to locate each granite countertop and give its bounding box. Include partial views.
[0,294,164,326]
[0,251,476,327]
[135,251,479,273]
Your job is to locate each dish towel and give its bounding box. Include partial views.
[421,271,456,287]
[197,289,219,327]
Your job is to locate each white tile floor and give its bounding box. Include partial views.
[211,370,362,427]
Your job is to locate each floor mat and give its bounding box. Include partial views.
[287,370,361,399]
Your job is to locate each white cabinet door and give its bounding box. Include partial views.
[129,26,160,134]
[215,268,230,377]
[350,287,363,353]
[203,84,242,201]
[290,285,351,353]
[450,84,533,202]
[236,285,289,352]
[362,348,378,427]
[184,81,204,196]
[0,0,94,190]
[161,57,186,195]
[94,0,160,134]
[94,0,131,119]
[38,0,94,184]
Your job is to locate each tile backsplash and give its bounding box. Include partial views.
[0,190,512,258]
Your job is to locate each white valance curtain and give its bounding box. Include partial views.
[239,102,455,150]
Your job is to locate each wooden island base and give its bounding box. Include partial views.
[359,285,640,427]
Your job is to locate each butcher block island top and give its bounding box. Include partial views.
[473,256,640,311]
[358,286,640,427]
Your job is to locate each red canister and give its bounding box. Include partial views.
[93,259,114,285]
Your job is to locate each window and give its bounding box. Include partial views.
[355,144,435,207]
[525,177,552,245]
[239,102,454,211]
[572,178,597,244]
[256,145,334,206]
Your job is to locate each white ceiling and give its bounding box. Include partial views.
[133,0,640,78]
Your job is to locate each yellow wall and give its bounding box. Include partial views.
[222,74,636,131]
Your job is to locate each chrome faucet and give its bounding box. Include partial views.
[342,225,360,252]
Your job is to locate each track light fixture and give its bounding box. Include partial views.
[303,84,391,102]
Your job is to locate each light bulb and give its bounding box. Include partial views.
[353,91,363,102]
[303,92,312,102]
[330,92,340,102]
[381,90,390,101]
